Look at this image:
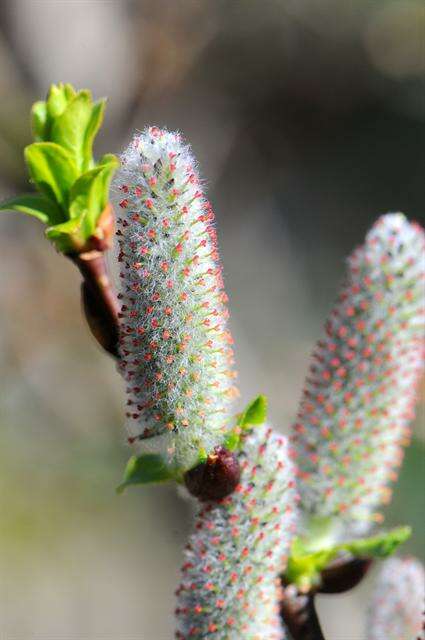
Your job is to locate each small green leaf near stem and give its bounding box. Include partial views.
[117,454,177,494]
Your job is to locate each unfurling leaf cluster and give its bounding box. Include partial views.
[0,83,118,253]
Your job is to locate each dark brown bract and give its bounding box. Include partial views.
[184,446,241,501]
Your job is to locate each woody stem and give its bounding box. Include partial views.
[281,589,325,640]
[70,250,120,357]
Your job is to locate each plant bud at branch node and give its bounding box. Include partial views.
[184,446,241,501]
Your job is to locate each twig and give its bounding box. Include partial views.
[281,587,325,640]
[281,557,373,638]
[70,249,120,357]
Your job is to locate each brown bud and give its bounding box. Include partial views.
[318,557,373,594]
[184,446,241,501]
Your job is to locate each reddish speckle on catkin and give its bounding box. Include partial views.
[291,213,425,531]
[114,128,238,470]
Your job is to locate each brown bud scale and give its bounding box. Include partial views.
[184,446,241,501]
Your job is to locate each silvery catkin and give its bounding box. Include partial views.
[115,127,237,470]
[291,213,424,530]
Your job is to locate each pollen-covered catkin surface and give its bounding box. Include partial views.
[367,557,425,640]
[175,424,298,640]
[291,213,425,528]
[114,128,237,470]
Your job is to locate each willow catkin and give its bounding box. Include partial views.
[115,128,237,470]
[291,213,424,529]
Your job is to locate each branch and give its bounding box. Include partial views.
[70,249,120,357]
[280,556,373,638]
[281,587,325,640]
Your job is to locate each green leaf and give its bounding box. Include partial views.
[99,153,118,166]
[45,216,85,253]
[46,83,71,120]
[68,157,118,237]
[81,100,106,171]
[116,454,175,494]
[222,395,269,453]
[31,101,48,142]
[238,395,268,428]
[69,167,103,219]
[96,154,119,194]
[341,526,411,559]
[40,154,117,252]
[63,83,77,101]
[24,142,78,210]
[51,91,95,171]
[223,430,241,452]
[31,84,81,143]
[197,448,208,464]
[0,194,63,224]
[285,526,412,590]
[286,542,336,590]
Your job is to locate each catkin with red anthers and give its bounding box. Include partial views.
[114,128,237,470]
[367,557,425,640]
[175,424,298,640]
[291,213,424,530]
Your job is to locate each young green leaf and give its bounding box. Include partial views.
[45,216,85,253]
[286,544,336,590]
[81,100,106,171]
[341,526,411,559]
[116,454,175,494]
[221,396,269,453]
[68,157,118,237]
[50,91,96,172]
[69,167,103,218]
[46,83,71,120]
[63,83,77,101]
[95,154,118,203]
[285,526,412,590]
[197,448,208,464]
[98,153,118,167]
[223,430,241,452]
[31,101,48,142]
[238,395,268,428]
[0,194,63,224]
[24,142,78,210]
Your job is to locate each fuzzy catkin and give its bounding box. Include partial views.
[291,213,424,529]
[175,424,298,640]
[367,557,425,640]
[115,128,237,470]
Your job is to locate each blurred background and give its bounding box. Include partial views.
[0,1,424,638]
